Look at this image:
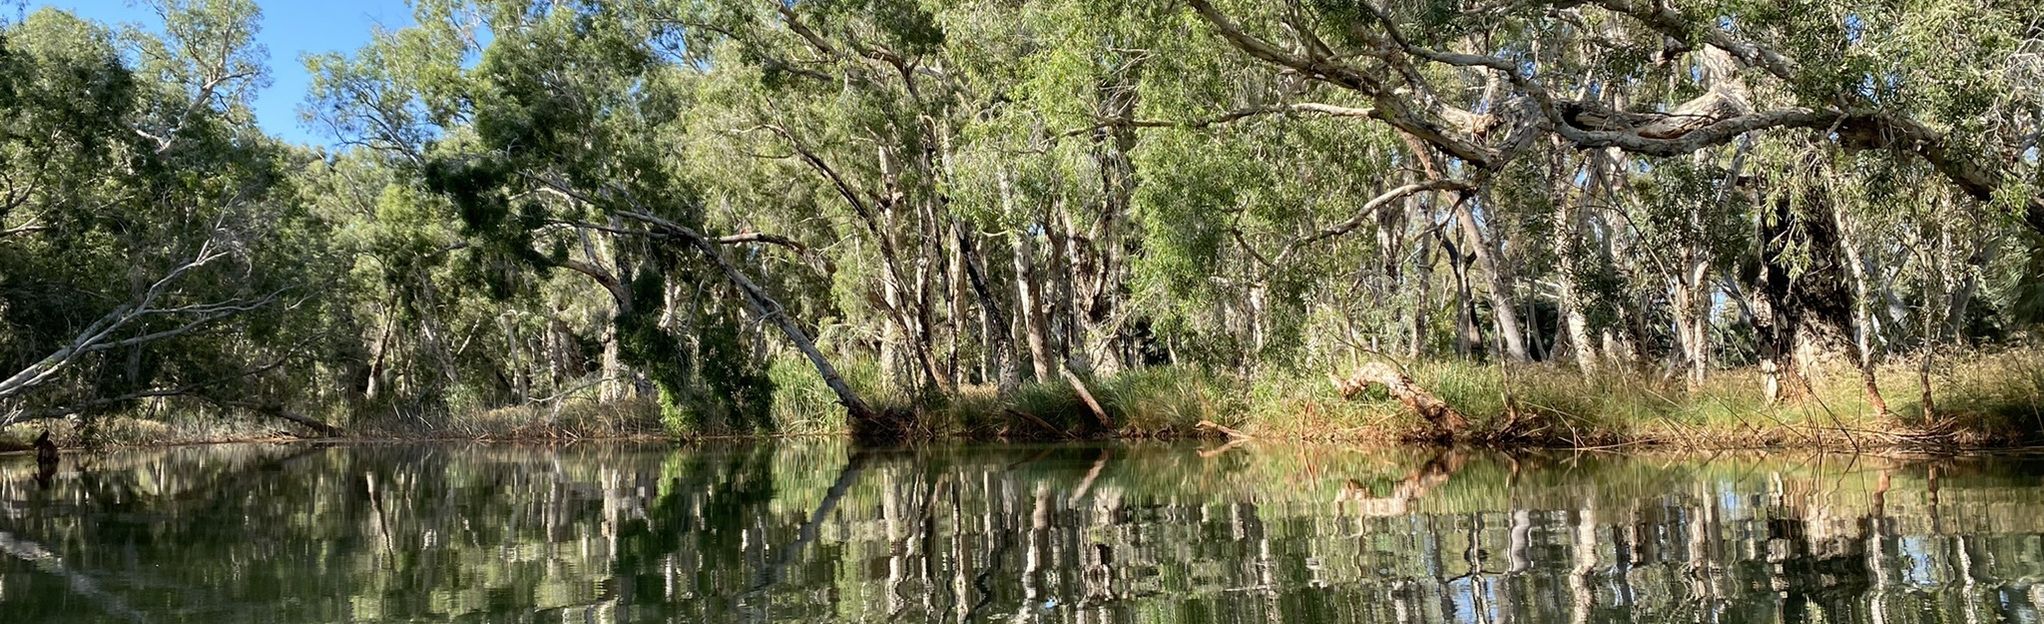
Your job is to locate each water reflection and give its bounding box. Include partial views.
[2,441,2044,623]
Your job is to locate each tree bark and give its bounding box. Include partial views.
[1672,259,1713,389]
[1000,172,1054,382]
[946,219,967,384]
[1089,66,1140,375]
[1452,197,1531,362]
[1443,225,1482,359]
[1832,201,1891,416]
[1013,230,1054,383]
[1554,151,1600,373]
[1054,206,1092,374]
[1406,192,1440,360]
[958,226,1020,395]
[1748,180,1855,402]
[1334,362,1470,438]
[364,305,395,401]
[1048,201,1080,366]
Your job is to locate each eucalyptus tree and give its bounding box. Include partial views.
[1163,0,2041,388]
[309,0,885,432]
[1182,1,2041,224]
[658,0,973,397]
[0,3,340,433]
[658,0,1186,395]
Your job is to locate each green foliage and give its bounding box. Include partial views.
[10,0,2044,449]
[620,268,774,436]
[0,4,335,427]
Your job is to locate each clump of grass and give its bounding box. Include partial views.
[1099,365,1234,435]
[767,354,944,436]
[745,347,2044,448]
[767,356,854,434]
[1002,381,1091,435]
[1901,347,2044,441]
[933,384,1008,436]
[1267,347,2044,449]
[1236,370,1404,440]
[816,364,1243,440]
[347,394,665,440]
[462,396,665,439]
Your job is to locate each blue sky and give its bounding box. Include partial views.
[30,0,416,146]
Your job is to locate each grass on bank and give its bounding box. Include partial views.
[0,392,671,452]
[761,345,2044,448]
[7,346,2044,451]
[347,395,668,440]
[0,412,300,452]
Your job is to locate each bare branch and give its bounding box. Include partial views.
[1185,0,1497,166]
[0,227,273,406]
[1057,102,1377,138]
[1281,179,1473,261]
[1585,0,1801,82]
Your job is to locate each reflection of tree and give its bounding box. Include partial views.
[613,443,778,619]
[0,530,145,623]
[3,445,2044,622]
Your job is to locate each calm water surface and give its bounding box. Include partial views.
[2,441,2043,622]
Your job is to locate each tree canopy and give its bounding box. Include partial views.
[3,0,2042,437]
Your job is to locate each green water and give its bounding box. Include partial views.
[1,442,2042,623]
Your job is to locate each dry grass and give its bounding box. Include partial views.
[1233,346,2044,450]
[852,345,2044,450]
[9,347,2042,451]
[0,414,299,451]
[347,395,667,440]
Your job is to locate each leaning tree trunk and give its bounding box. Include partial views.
[1831,201,1891,416]
[1452,197,1531,362]
[959,227,1021,395]
[620,211,877,426]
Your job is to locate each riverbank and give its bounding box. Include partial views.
[772,345,2044,451]
[0,396,673,453]
[6,347,2042,453]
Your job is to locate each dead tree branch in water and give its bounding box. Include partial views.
[0,531,148,623]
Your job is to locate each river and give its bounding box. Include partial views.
[0,440,2040,622]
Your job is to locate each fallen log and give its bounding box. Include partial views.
[1061,368,1114,430]
[1005,408,1069,438]
[1332,363,1470,437]
[1196,419,1252,439]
